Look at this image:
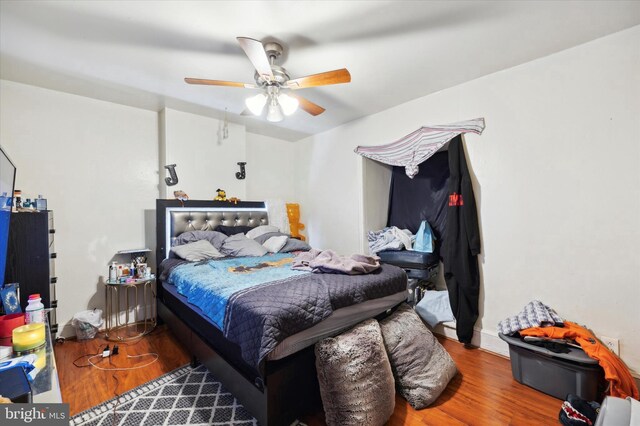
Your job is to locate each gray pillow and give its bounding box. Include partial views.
[280,237,311,253]
[252,231,288,244]
[173,230,227,250]
[252,232,311,253]
[379,303,457,409]
[220,233,268,257]
[262,235,289,253]
[245,225,280,240]
[171,240,224,262]
[315,319,395,426]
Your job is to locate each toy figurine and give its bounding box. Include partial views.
[286,203,306,241]
[173,190,189,201]
[214,189,227,201]
[173,190,189,207]
[228,197,241,204]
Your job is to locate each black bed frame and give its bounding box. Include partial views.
[155,200,321,426]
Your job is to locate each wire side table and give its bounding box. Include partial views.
[104,277,156,341]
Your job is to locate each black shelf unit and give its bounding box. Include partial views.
[4,211,58,335]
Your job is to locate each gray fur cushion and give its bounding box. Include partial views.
[379,303,457,409]
[315,319,395,426]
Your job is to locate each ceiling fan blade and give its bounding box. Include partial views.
[290,93,326,116]
[184,78,256,89]
[286,68,351,89]
[236,37,275,82]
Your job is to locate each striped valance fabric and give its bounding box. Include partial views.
[354,118,485,178]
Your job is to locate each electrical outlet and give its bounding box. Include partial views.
[600,336,619,355]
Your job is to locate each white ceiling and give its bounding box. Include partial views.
[1,1,639,141]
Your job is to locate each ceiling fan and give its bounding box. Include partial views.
[185,37,351,122]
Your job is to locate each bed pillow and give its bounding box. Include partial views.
[253,232,312,252]
[214,225,255,236]
[262,235,289,253]
[280,237,311,253]
[246,225,280,240]
[252,231,289,244]
[315,319,395,426]
[173,230,227,250]
[220,233,268,257]
[378,303,457,409]
[171,240,224,262]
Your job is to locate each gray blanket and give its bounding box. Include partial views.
[292,248,381,275]
[497,300,564,335]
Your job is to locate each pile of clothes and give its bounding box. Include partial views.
[292,249,380,275]
[499,301,639,425]
[367,226,414,254]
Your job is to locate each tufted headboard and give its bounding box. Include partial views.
[156,199,268,267]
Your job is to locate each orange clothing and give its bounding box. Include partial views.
[520,321,639,400]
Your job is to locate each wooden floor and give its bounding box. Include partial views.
[55,325,561,425]
[54,325,191,415]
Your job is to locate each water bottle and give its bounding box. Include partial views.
[25,294,46,324]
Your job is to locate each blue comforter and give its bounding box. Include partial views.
[164,255,407,369]
[168,254,309,329]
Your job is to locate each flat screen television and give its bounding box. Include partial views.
[0,146,16,286]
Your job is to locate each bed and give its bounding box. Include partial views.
[155,200,407,425]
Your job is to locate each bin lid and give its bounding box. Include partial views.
[499,333,599,365]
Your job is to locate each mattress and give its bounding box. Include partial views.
[162,282,406,362]
[267,290,406,360]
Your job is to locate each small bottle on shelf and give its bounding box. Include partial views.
[25,294,46,324]
[14,190,22,211]
[109,262,117,282]
[36,195,47,211]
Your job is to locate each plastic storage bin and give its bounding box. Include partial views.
[499,333,605,401]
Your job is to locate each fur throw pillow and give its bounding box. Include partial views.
[315,319,395,426]
[379,303,457,409]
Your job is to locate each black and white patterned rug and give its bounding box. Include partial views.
[70,364,257,426]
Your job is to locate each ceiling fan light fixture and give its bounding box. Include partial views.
[266,102,284,122]
[186,37,349,120]
[245,93,267,115]
[277,93,299,116]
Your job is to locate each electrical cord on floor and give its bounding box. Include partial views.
[71,340,159,426]
[106,324,162,347]
[72,346,104,368]
[72,341,158,371]
[86,352,158,371]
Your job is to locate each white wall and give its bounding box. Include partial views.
[0,80,159,337]
[0,85,300,337]
[362,158,392,254]
[295,26,640,373]
[160,108,246,201]
[245,132,296,202]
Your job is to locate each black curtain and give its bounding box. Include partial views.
[386,150,450,252]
